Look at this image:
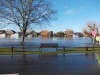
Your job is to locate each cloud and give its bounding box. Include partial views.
[65,9,80,16]
[64,6,68,8]
[62,21,65,24]
[65,6,83,16]
[80,6,83,9]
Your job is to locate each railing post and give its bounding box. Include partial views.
[11,47,14,52]
[92,46,94,50]
[63,46,66,52]
[86,46,88,51]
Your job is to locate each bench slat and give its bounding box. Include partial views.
[41,43,58,47]
[40,43,58,51]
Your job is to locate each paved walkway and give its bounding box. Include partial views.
[0,53,100,75]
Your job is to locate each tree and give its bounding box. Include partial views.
[41,30,49,37]
[56,31,64,37]
[49,31,53,37]
[83,22,99,46]
[65,29,74,37]
[0,0,57,44]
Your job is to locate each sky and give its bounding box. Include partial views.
[2,0,100,33]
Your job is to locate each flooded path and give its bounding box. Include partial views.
[0,53,100,75]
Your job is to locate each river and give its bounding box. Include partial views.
[0,37,93,48]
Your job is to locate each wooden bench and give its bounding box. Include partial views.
[40,43,58,51]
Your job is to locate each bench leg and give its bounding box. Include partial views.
[11,47,14,52]
[85,47,88,51]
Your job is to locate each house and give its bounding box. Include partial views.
[0,34,5,38]
[73,32,84,37]
[11,33,19,38]
[5,30,18,38]
[0,30,6,38]
[0,30,5,34]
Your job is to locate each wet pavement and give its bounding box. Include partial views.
[0,53,100,75]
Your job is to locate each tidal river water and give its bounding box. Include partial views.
[0,53,100,75]
[0,37,92,47]
[0,37,94,51]
[0,37,100,75]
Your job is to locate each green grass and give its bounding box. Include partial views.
[0,47,100,55]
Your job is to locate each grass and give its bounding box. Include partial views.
[57,47,100,53]
[0,47,100,55]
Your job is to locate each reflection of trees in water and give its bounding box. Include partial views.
[85,52,100,68]
[39,54,58,61]
[10,54,29,73]
[95,53,100,67]
[17,54,28,65]
[22,54,28,64]
[11,54,13,59]
[85,52,95,64]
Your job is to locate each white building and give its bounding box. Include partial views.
[0,30,6,38]
[11,33,19,38]
[27,34,34,39]
[72,34,79,38]
[0,33,5,38]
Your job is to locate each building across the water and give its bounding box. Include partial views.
[0,30,6,38]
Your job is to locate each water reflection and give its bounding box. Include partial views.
[9,53,100,66]
[0,53,100,74]
[39,54,58,61]
[95,53,100,67]
[85,52,100,68]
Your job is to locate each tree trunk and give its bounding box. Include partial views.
[92,36,96,46]
[21,29,25,44]
[21,34,25,44]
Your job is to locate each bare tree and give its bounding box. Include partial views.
[0,0,57,44]
[41,30,49,37]
[83,22,99,46]
[65,29,74,37]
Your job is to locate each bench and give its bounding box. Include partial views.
[40,43,58,51]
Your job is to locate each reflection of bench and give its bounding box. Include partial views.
[40,43,58,51]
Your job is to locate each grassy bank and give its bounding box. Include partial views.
[0,47,100,55]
